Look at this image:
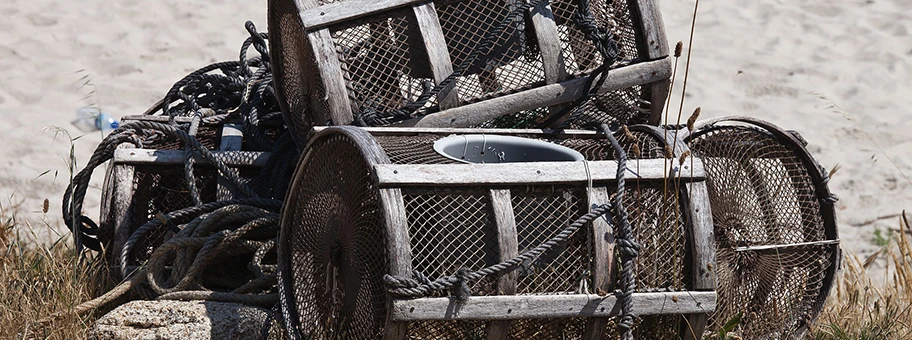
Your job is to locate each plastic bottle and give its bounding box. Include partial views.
[74,107,119,133]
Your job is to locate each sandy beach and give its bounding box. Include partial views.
[1,0,909,272]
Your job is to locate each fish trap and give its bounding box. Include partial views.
[684,116,840,339]
[277,126,717,339]
[268,0,672,135]
[98,115,271,277]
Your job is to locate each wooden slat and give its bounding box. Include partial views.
[486,189,518,340]
[298,0,425,30]
[121,115,195,124]
[628,0,670,124]
[217,124,245,201]
[409,58,672,127]
[629,0,669,59]
[380,187,411,340]
[583,186,616,340]
[529,1,572,127]
[113,149,270,167]
[374,159,705,187]
[683,181,715,340]
[390,291,716,321]
[312,126,601,138]
[308,28,354,124]
[109,162,135,278]
[529,2,568,84]
[412,3,460,109]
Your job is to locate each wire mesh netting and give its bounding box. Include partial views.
[280,134,389,339]
[435,0,545,102]
[124,166,217,265]
[687,124,836,338]
[551,0,650,127]
[512,186,589,294]
[330,9,437,115]
[367,130,693,338]
[300,0,661,128]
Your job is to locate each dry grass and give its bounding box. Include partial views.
[810,212,912,340]
[0,201,113,340]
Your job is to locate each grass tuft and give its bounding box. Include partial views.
[0,202,113,340]
[811,211,912,339]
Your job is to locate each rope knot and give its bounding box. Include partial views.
[452,268,473,301]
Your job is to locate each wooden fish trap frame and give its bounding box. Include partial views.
[269,0,671,136]
[98,114,271,276]
[277,126,716,339]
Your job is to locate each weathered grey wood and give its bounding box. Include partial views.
[683,181,715,340]
[486,189,518,340]
[390,291,716,321]
[113,149,270,167]
[121,115,195,124]
[379,187,411,340]
[217,124,245,201]
[529,1,572,126]
[409,58,672,127]
[629,0,669,59]
[308,28,354,124]
[583,186,616,340]
[298,0,425,30]
[529,2,568,84]
[627,0,670,125]
[312,126,601,138]
[374,158,705,187]
[412,3,460,109]
[647,78,671,125]
[110,162,135,277]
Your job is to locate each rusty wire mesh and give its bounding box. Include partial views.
[280,133,389,339]
[687,124,836,338]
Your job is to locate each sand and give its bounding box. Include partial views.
[1,0,909,269]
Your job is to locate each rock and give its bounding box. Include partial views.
[90,300,271,340]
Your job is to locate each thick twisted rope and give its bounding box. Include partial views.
[598,123,639,340]
[384,203,614,299]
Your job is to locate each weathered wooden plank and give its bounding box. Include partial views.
[390,291,716,321]
[308,28,355,124]
[121,115,195,124]
[628,0,670,125]
[217,124,245,201]
[583,186,616,340]
[529,2,568,84]
[312,126,601,138]
[629,0,669,59]
[113,149,271,167]
[487,189,518,340]
[412,3,460,109]
[683,181,715,340]
[298,0,425,30]
[374,159,705,187]
[409,58,672,128]
[109,162,135,278]
[379,187,411,340]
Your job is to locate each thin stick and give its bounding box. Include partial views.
[670,0,700,154]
